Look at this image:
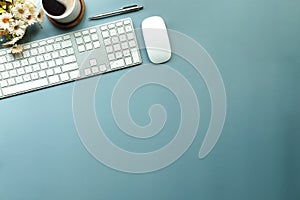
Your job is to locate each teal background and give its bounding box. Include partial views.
[0,0,299,199]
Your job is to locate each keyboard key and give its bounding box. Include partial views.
[17,68,25,75]
[15,76,23,84]
[46,45,54,52]
[1,71,9,79]
[99,64,107,72]
[31,72,39,80]
[129,40,136,48]
[6,63,14,70]
[91,34,99,41]
[0,80,8,87]
[7,78,16,86]
[46,69,54,76]
[89,59,97,66]
[69,70,80,79]
[28,57,36,65]
[48,60,56,68]
[33,64,40,72]
[74,32,81,37]
[60,73,69,81]
[61,40,72,48]
[62,63,78,72]
[82,30,89,35]
[125,25,132,32]
[39,71,46,78]
[63,55,76,64]
[9,69,17,77]
[92,66,99,74]
[125,57,133,65]
[25,66,33,73]
[83,35,91,43]
[86,43,93,51]
[47,39,54,44]
[84,68,91,76]
[63,35,71,40]
[49,75,60,84]
[2,78,48,96]
[102,31,109,38]
[90,28,97,33]
[131,48,140,63]
[78,45,85,52]
[110,59,125,69]
[76,38,83,45]
[23,74,31,82]
[54,67,62,74]
[93,41,101,49]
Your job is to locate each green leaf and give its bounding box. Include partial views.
[0,7,6,13]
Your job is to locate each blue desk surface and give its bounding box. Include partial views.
[1,0,299,199]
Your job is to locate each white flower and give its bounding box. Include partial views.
[9,20,27,37]
[26,14,37,26]
[0,13,13,29]
[2,36,23,46]
[11,44,24,54]
[24,1,36,14]
[11,4,30,19]
[36,8,44,23]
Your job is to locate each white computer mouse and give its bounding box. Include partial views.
[142,16,171,64]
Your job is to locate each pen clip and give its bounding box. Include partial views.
[120,5,138,9]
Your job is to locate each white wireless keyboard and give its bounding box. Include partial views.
[0,18,142,99]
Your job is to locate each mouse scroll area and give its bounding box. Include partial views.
[142,16,171,64]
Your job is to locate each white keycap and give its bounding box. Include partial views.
[2,78,48,96]
[1,72,9,79]
[60,73,69,81]
[86,43,93,51]
[15,76,23,84]
[92,66,99,74]
[69,70,80,79]
[125,25,132,32]
[84,35,91,43]
[49,75,60,84]
[48,60,56,68]
[93,41,101,49]
[99,65,106,72]
[0,80,8,87]
[63,55,76,64]
[25,66,33,73]
[7,78,16,86]
[102,31,109,38]
[62,63,78,72]
[54,67,62,74]
[110,59,125,69]
[39,71,46,78]
[90,28,97,33]
[17,68,25,75]
[91,34,99,41]
[23,74,31,82]
[125,57,133,65]
[84,68,91,76]
[76,38,83,45]
[78,45,85,52]
[31,72,39,80]
[131,48,140,63]
[89,59,97,66]
[46,69,54,76]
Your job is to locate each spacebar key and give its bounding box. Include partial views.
[2,78,49,96]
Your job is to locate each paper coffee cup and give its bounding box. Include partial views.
[41,0,81,23]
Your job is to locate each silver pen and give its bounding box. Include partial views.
[89,5,144,20]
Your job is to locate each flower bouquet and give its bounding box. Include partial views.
[0,0,43,53]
